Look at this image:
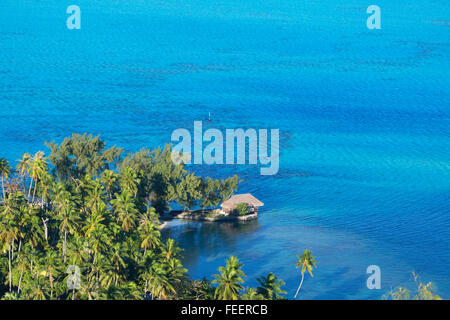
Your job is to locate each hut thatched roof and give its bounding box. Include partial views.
[220,193,264,209]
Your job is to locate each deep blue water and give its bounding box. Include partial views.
[1,1,449,299]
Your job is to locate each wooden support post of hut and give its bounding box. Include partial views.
[220,193,264,216]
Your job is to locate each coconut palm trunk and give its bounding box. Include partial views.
[8,242,12,292]
[16,240,21,261]
[42,218,49,241]
[50,269,54,299]
[18,261,24,293]
[63,231,67,262]
[28,178,33,199]
[11,240,14,261]
[1,176,5,199]
[32,179,38,202]
[294,273,305,299]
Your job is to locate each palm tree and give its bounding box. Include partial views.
[83,212,105,238]
[119,167,140,197]
[161,238,182,261]
[1,292,20,300]
[67,237,89,266]
[0,219,19,292]
[85,179,105,212]
[29,152,47,202]
[100,169,117,199]
[37,171,54,209]
[241,287,264,300]
[86,254,109,298]
[16,153,32,197]
[88,225,110,266]
[0,158,11,200]
[16,246,29,294]
[40,250,61,299]
[118,282,143,300]
[107,243,126,287]
[142,263,175,300]
[24,274,47,300]
[166,257,187,288]
[212,256,246,300]
[21,205,44,249]
[57,203,79,263]
[256,272,286,300]
[294,249,317,299]
[111,190,138,232]
[79,272,98,300]
[0,194,22,292]
[138,214,161,255]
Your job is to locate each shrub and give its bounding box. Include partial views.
[235,203,249,216]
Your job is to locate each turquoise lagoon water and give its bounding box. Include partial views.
[0,1,449,299]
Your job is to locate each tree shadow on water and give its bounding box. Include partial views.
[161,220,260,269]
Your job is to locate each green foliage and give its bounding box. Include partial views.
[198,175,240,213]
[383,272,442,300]
[235,203,249,216]
[199,178,221,211]
[0,133,250,300]
[213,256,246,300]
[219,175,240,201]
[294,249,317,299]
[174,173,202,211]
[188,278,215,300]
[121,146,187,214]
[296,249,317,277]
[241,287,265,300]
[0,158,11,200]
[241,272,287,301]
[45,133,123,181]
[204,210,220,219]
[119,167,140,198]
[256,272,286,300]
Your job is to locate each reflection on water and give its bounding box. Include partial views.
[161,217,418,300]
[162,219,259,268]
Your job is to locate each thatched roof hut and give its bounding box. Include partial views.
[220,193,264,213]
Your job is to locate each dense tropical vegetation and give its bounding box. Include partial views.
[0,133,442,300]
[0,133,287,300]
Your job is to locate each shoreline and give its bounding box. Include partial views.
[161,209,259,223]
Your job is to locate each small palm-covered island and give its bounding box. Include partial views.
[0,134,442,300]
[164,193,264,222]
